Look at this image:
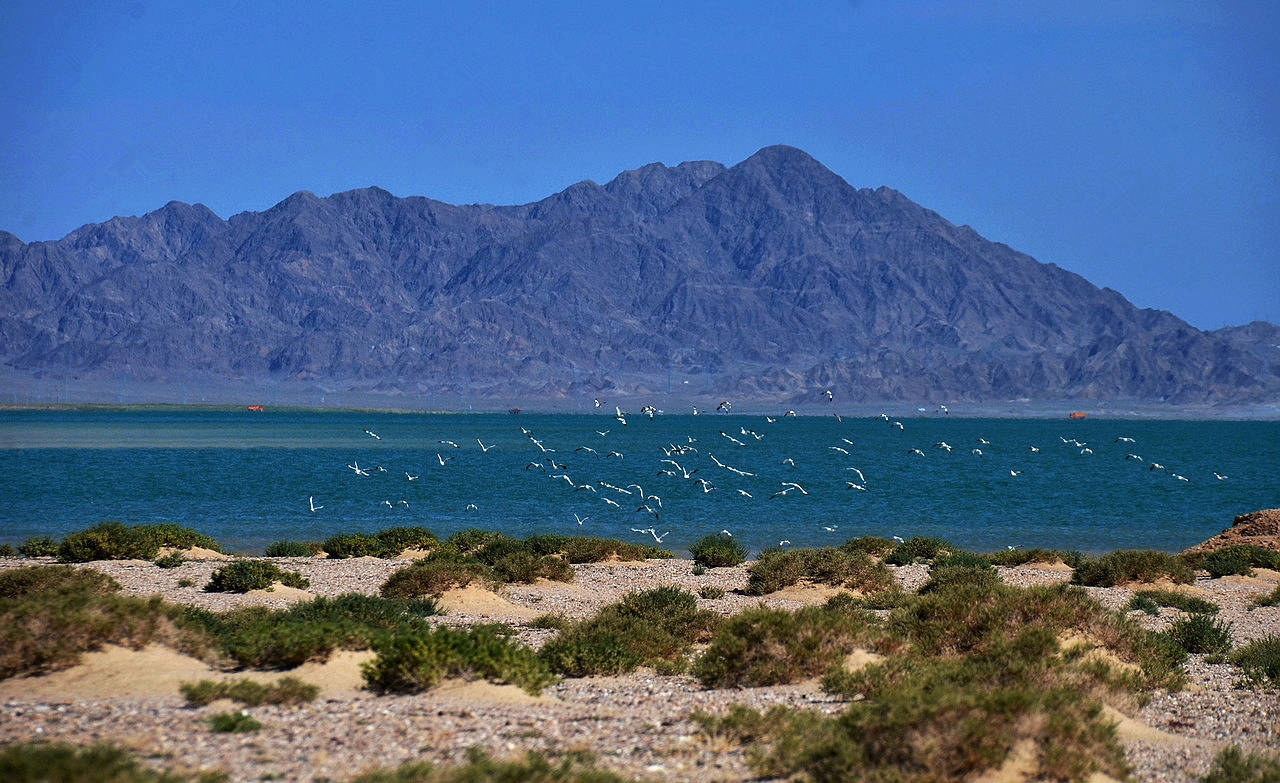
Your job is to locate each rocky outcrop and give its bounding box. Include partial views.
[1183,509,1280,555]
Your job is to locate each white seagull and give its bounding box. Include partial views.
[308,496,323,512]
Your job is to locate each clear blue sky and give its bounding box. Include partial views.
[1,0,1276,329]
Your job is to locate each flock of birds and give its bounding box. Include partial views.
[308,395,1234,548]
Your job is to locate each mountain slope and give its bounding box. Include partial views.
[2,145,1277,405]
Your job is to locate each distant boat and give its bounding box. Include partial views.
[508,407,521,414]
[1068,412,1086,420]
[247,405,264,413]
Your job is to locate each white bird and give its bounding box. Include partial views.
[604,451,624,460]
[1010,470,1022,477]
[405,472,418,481]
[576,446,599,457]
[593,398,602,408]
[972,449,983,456]
[438,440,459,448]
[892,535,904,543]
[695,478,716,493]
[846,482,867,491]
[551,473,574,486]
[308,496,323,512]
[891,421,904,430]
[1173,474,1190,482]
[781,481,808,495]
[829,446,850,455]
[781,457,796,467]
[822,389,833,402]
[692,405,700,415]
[1080,448,1093,455]
[574,513,590,526]
[846,467,866,483]
[465,503,478,511]
[720,430,746,447]
[716,400,733,413]
[382,500,393,508]
[1149,463,1165,471]
[736,489,753,498]
[778,539,791,546]
[596,430,610,437]
[363,429,381,440]
[978,437,990,446]
[876,413,890,421]
[598,481,632,495]
[436,453,452,466]
[530,438,554,453]
[841,438,855,446]
[376,465,387,473]
[602,497,621,508]
[398,500,409,508]
[476,439,495,452]
[614,406,628,426]
[1028,446,1039,453]
[908,448,925,456]
[347,461,370,477]
[1213,472,1228,481]
[822,525,838,533]
[720,529,733,536]
[1115,436,1136,443]
[574,484,597,493]
[1125,453,1143,461]
[935,441,952,452]
[765,416,776,423]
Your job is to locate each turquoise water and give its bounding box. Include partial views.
[1,410,1277,555]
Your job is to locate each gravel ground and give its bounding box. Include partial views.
[2,554,1277,781]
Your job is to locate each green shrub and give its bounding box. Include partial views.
[884,536,952,565]
[695,598,878,687]
[374,526,438,556]
[1130,589,1219,615]
[350,748,634,783]
[57,523,220,563]
[207,710,261,733]
[0,741,226,783]
[0,544,14,557]
[204,561,309,593]
[690,533,746,567]
[263,540,322,557]
[1165,614,1233,655]
[1201,548,1257,579]
[528,613,570,630]
[1128,593,1160,615]
[321,532,385,559]
[1071,550,1194,587]
[698,585,726,599]
[154,551,186,569]
[691,564,707,576]
[744,547,895,596]
[933,550,992,570]
[445,529,506,555]
[362,624,554,695]
[17,536,59,558]
[1200,746,1280,783]
[381,557,494,597]
[839,536,896,556]
[179,676,319,706]
[539,586,720,676]
[176,593,439,669]
[177,578,195,588]
[1229,635,1280,687]
[521,534,670,563]
[919,564,1001,594]
[0,566,187,679]
[1253,584,1280,609]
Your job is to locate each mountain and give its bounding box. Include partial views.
[2,145,1278,406]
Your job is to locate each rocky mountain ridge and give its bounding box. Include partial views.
[2,145,1277,405]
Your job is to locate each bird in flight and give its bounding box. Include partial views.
[405,472,418,481]
[308,496,323,512]
[346,461,370,476]
[476,439,495,452]
[363,430,381,440]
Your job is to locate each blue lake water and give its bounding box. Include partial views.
[1,409,1277,555]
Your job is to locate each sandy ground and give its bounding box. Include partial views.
[1,554,1277,782]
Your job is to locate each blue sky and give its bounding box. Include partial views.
[1,0,1276,329]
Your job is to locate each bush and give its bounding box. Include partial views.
[362,624,555,695]
[154,551,186,569]
[1129,589,1219,615]
[521,534,670,563]
[374,526,439,556]
[0,742,225,783]
[207,710,261,733]
[263,540,322,557]
[176,593,440,669]
[884,536,952,565]
[321,532,385,559]
[0,544,13,557]
[695,598,878,687]
[179,676,319,706]
[0,566,185,679]
[1201,548,1257,579]
[1253,584,1280,609]
[381,557,494,598]
[690,533,746,568]
[350,748,634,783]
[1200,746,1280,783]
[1071,550,1194,587]
[445,529,506,555]
[1165,614,1233,655]
[204,561,309,593]
[919,564,1001,594]
[1229,635,1280,687]
[528,613,570,630]
[57,522,220,563]
[839,536,896,556]
[539,586,720,676]
[17,536,59,558]
[699,586,726,599]
[744,547,895,596]
[691,564,707,576]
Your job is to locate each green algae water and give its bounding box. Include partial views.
[1,409,1277,555]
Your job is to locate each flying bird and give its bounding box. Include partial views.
[363,429,381,440]
[476,439,495,452]
[308,496,323,512]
